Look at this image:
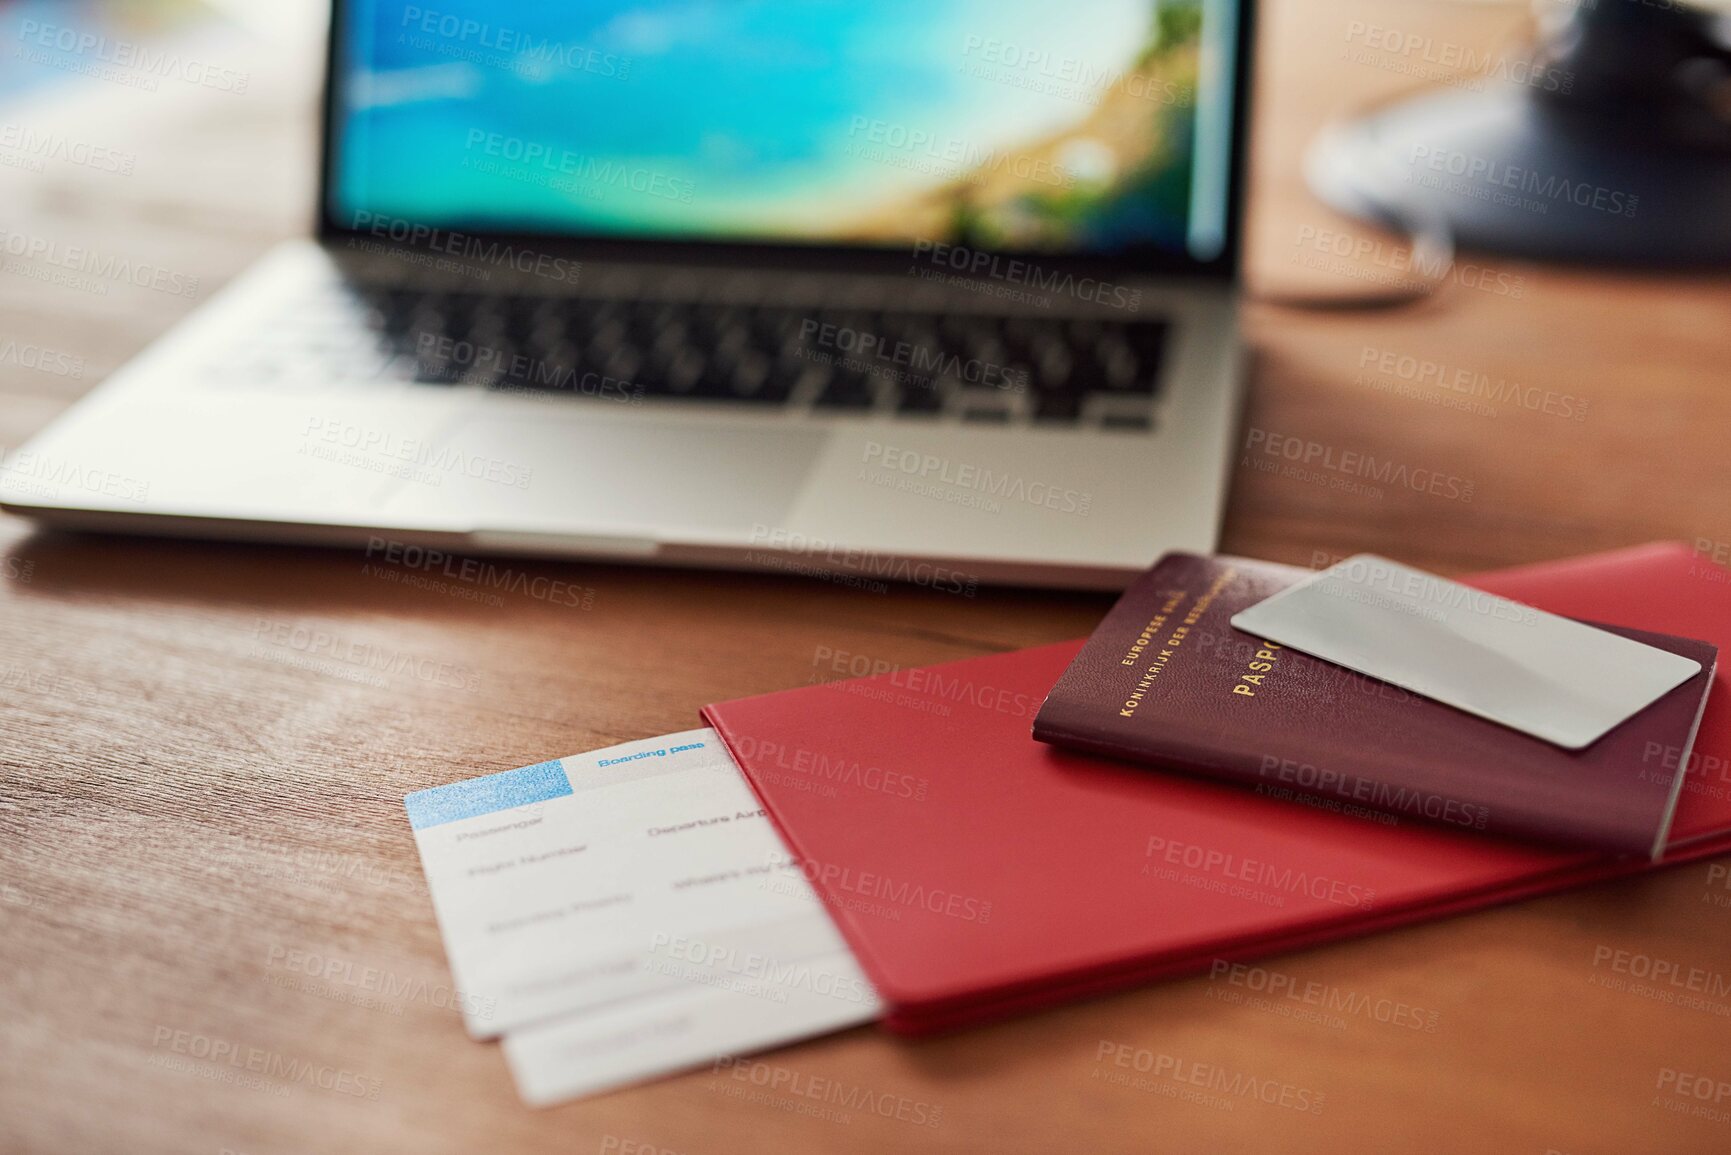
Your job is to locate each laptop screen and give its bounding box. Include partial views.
[325,1,1245,269]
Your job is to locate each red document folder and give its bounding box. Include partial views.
[702,543,1731,1034]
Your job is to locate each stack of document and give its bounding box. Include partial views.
[700,542,1731,1032]
[402,541,1731,1098]
[403,730,880,1106]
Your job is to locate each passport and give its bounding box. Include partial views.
[1033,553,1717,857]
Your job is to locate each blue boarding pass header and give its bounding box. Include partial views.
[404,759,572,830]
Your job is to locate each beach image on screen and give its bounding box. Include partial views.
[334,0,1216,255]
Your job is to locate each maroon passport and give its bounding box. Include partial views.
[1033,554,1717,857]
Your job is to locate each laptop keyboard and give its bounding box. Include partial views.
[215,284,1170,430]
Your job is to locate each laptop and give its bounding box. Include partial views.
[1,0,1254,591]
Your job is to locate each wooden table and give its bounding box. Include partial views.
[4,3,1729,1152]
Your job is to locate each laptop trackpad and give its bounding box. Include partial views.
[401,412,824,536]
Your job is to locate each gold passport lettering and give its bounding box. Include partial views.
[1119,569,1243,717]
[1183,566,1236,629]
[1233,642,1283,698]
[1119,648,1176,717]
[1120,591,1189,667]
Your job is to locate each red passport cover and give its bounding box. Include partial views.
[701,543,1731,1034]
[1031,553,1716,857]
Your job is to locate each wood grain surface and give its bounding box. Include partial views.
[3,3,1729,1153]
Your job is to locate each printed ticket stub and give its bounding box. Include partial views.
[502,944,877,1107]
[404,728,879,1103]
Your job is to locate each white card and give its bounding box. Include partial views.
[404,729,876,1039]
[503,947,876,1107]
[1230,555,1703,749]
